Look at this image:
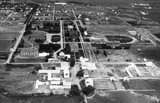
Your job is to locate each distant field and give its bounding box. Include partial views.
[14,0,147,6]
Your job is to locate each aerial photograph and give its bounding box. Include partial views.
[0,0,160,103]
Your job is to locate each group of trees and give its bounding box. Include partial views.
[82,85,95,96]
[69,57,75,67]
[24,30,32,36]
[76,70,84,78]
[69,85,81,96]
[35,38,45,44]
[94,49,107,57]
[69,84,95,97]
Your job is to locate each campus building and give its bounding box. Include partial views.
[20,47,39,57]
[35,62,72,90]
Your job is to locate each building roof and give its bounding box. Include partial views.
[39,52,49,57]
[21,47,38,52]
[63,79,71,86]
[85,78,94,87]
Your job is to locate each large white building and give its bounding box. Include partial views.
[35,62,72,90]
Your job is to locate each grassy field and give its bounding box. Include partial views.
[0,33,18,39]
[0,27,19,33]
[0,26,20,40]
[129,79,160,97]
[88,91,155,103]
[0,40,13,51]
[0,94,83,103]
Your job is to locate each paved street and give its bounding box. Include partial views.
[0,11,14,26]
[6,6,38,64]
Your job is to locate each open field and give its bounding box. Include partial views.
[0,26,19,33]
[1,25,24,31]
[86,25,133,36]
[87,91,156,103]
[0,64,41,71]
[0,59,7,63]
[94,79,115,90]
[0,52,10,63]
[0,33,19,39]
[14,58,46,63]
[0,40,14,51]
[0,94,83,103]
[129,80,160,91]
[0,81,35,94]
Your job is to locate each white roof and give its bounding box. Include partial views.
[128,30,137,35]
[85,18,90,21]
[59,51,65,56]
[48,77,61,81]
[54,2,67,5]
[61,62,69,70]
[39,52,49,57]
[68,25,73,29]
[86,62,97,70]
[65,54,71,58]
[84,31,88,36]
[63,80,71,86]
[50,85,64,89]
[80,57,89,62]
[85,78,94,87]
[35,80,49,89]
[145,62,153,66]
[39,69,60,74]
[51,80,61,85]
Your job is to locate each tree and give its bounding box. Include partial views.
[103,50,107,57]
[70,57,75,67]
[69,85,81,96]
[76,70,84,78]
[24,30,32,36]
[96,50,99,55]
[82,85,95,96]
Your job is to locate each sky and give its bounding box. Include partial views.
[9,0,147,6]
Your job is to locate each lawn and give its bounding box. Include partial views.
[23,31,46,47]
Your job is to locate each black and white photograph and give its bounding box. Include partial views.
[0,0,160,103]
